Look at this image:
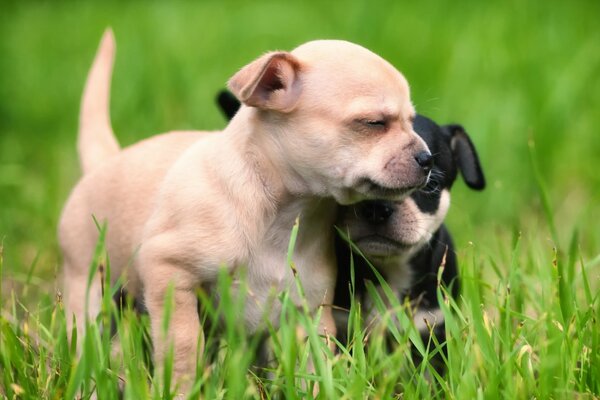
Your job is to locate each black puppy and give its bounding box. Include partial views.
[334,116,485,353]
[216,91,485,360]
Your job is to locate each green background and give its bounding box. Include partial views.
[1,0,599,295]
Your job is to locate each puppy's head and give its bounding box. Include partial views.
[338,115,485,261]
[227,41,431,205]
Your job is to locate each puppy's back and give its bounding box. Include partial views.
[59,130,207,292]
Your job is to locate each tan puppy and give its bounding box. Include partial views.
[59,29,431,390]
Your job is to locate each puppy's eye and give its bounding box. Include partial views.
[351,117,389,133]
[365,120,386,127]
[360,119,387,130]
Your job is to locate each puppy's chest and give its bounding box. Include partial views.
[200,201,336,333]
[375,255,415,293]
[358,257,415,327]
[217,229,333,332]
[210,248,308,333]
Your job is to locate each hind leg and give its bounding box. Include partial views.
[63,260,103,339]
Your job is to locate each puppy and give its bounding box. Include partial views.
[217,91,485,364]
[59,30,432,391]
[335,115,485,349]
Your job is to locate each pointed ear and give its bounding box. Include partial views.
[227,51,302,112]
[216,90,241,121]
[444,124,486,190]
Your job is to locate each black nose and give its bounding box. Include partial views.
[358,201,395,224]
[415,151,434,172]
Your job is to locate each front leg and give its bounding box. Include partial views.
[304,297,337,397]
[302,263,337,395]
[317,305,337,362]
[140,251,202,395]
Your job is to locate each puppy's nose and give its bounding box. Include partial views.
[414,151,434,172]
[358,201,395,224]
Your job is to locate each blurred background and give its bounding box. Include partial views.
[1,0,599,300]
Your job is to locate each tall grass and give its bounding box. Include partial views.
[1,208,598,398]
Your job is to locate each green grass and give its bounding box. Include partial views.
[1,212,598,399]
[1,0,599,399]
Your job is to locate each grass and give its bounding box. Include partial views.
[1,214,598,398]
[1,0,599,399]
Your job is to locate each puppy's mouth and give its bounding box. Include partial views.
[355,177,428,201]
[354,235,415,257]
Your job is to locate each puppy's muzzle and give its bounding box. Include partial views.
[360,149,433,199]
[385,150,433,179]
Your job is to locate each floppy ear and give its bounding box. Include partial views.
[445,124,486,190]
[216,90,241,121]
[227,51,302,112]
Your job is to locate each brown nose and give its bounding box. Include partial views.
[414,151,433,172]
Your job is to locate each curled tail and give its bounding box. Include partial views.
[78,28,120,175]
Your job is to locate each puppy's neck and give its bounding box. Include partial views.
[220,108,338,251]
[225,108,316,200]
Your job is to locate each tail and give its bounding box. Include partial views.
[78,28,120,175]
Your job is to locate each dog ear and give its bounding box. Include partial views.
[227,52,302,112]
[216,90,241,121]
[444,124,486,190]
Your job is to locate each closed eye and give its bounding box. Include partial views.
[349,114,393,133]
[364,119,387,127]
